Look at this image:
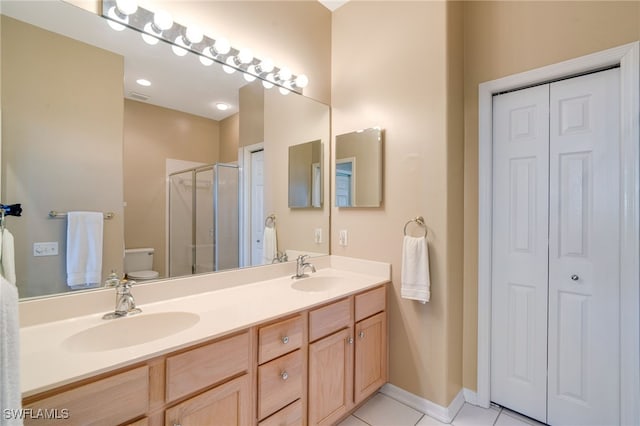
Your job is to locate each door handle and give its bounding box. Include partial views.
[570,274,579,281]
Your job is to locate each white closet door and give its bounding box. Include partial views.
[547,68,620,425]
[491,84,550,423]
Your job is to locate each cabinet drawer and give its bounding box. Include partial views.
[166,331,249,403]
[24,366,149,426]
[258,350,303,420]
[309,297,352,342]
[259,316,303,364]
[355,285,386,322]
[165,374,250,426]
[258,400,302,426]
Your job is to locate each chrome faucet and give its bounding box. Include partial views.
[292,254,316,279]
[103,279,142,319]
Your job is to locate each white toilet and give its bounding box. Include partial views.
[124,248,160,281]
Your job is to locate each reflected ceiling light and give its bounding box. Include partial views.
[215,103,230,111]
[136,78,151,86]
[102,0,308,94]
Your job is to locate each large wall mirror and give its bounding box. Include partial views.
[335,127,383,208]
[1,0,330,299]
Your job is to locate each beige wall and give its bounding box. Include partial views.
[1,17,124,297]
[264,90,331,255]
[219,113,239,164]
[462,1,640,391]
[123,100,219,278]
[332,1,464,406]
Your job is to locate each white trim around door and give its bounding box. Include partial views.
[477,41,639,425]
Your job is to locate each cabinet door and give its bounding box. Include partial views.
[165,375,250,426]
[308,327,353,426]
[354,312,387,404]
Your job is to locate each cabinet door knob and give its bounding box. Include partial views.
[347,337,354,345]
[571,274,579,281]
[359,331,365,339]
[281,371,289,381]
[282,336,289,344]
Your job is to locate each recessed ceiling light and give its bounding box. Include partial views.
[136,78,151,87]
[216,103,229,111]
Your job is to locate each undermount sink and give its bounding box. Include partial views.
[63,311,200,352]
[291,275,343,292]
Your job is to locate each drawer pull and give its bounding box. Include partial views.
[281,371,289,381]
[359,331,365,339]
[347,337,354,345]
[282,336,289,344]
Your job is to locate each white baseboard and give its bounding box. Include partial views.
[463,388,480,406]
[379,384,466,424]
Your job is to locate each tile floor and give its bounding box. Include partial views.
[338,392,547,426]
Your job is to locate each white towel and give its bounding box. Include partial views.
[401,235,431,303]
[66,212,103,289]
[262,226,278,265]
[0,230,16,286]
[0,276,22,426]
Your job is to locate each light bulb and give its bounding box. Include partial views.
[200,47,214,66]
[294,74,309,88]
[257,58,274,74]
[223,57,236,74]
[153,10,173,31]
[213,38,231,55]
[185,25,204,44]
[142,23,160,45]
[216,103,229,111]
[244,66,257,82]
[238,48,253,64]
[106,7,127,31]
[262,73,275,89]
[279,81,293,95]
[172,36,189,57]
[115,0,138,15]
[277,67,292,81]
[136,78,151,86]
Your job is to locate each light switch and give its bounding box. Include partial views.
[339,230,348,247]
[314,228,322,244]
[34,242,59,257]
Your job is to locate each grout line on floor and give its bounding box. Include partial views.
[353,413,373,426]
[414,413,426,425]
[492,407,504,426]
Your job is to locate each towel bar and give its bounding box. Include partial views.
[49,211,115,220]
[403,216,427,238]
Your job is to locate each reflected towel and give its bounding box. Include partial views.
[262,226,278,265]
[0,230,16,286]
[401,235,431,303]
[0,276,21,426]
[66,212,103,289]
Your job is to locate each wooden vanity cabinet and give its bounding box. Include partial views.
[23,284,387,426]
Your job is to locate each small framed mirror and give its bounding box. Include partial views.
[288,140,323,208]
[335,127,383,207]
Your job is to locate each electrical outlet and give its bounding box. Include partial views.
[339,230,348,247]
[314,228,322,244]
[34,242,58,257]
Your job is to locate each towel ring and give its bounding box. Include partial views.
[403,216,427,238]
[264,214,276,228]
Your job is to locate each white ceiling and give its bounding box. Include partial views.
[1,0,247,120]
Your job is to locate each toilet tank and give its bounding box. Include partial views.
[124,248,154,273]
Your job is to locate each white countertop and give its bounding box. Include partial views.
[19,256,390,397]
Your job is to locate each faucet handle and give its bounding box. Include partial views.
[297,254,309,263]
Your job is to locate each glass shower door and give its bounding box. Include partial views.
[194,167,214,274]
[168,170,194,277]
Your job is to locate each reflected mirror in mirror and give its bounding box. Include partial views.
[335,127,383,208]
[1,1,330,299]
[288,140,323,209]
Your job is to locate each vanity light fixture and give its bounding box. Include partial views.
[102,0,308,95]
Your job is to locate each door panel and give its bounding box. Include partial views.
[548,68,620,426]
[491,84,550,423]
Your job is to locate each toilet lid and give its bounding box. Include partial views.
[128,270,159,280]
